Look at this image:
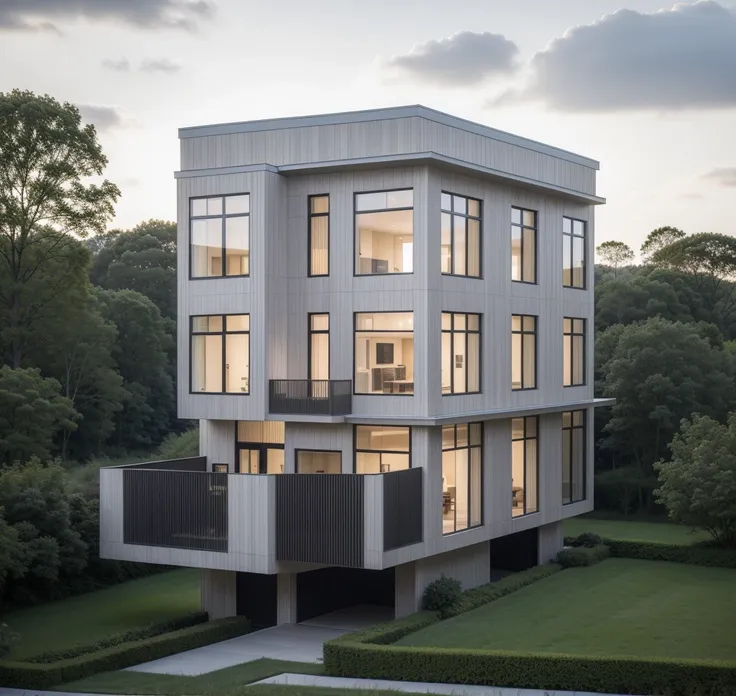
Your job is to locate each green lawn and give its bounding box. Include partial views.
[6,568,200,660]
[61,658,324,695]
[399,559,736,662]
[563,517,710,545]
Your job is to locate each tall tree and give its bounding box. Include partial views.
[640,226,685,261]
[0,90,119,368]
[91,220,177,319]
[596,240,634,278]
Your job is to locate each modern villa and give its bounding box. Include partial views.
[99,105,609,627]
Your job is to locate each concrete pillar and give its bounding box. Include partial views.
[277,572,298,624]
[394,561,417,618]
[201,569,236,619]
[538,520,564,564]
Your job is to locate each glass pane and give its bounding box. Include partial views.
[468,314,480,331]
[573,238,585,287]
[564,318,572,334]
[191,198,208,217]
[511,208,521,224]
[469,423,481,446]
[226,315,249,332]
[467,219,480,277]
[297,451,341,474]
[441,192,452,211]
[356,426,410,451]
[207,197,223,215]
[441,313,452,331]
[453,333,466,394]
[522,228,536,282]
[572,427,585,501]
[511,418,524,440]
[225,333,249,393]
[562,411,572,427]
[468,198,480,218]
[511,315,521,332]
[311,314,329,331]
[441,332,452,393]
[562,429,571,504]
[511,225,521,281]
[191,218,222,277]
[511,333,522,389]
[310,195,329,214]
[562,235,572,286]
[468,332,480,392]
[455,313,466,330]
[356,312,413,331]
[523,333,536,388]
[573,410,584,427]
[456,423,469,447]
[453,217,466,276]
[310,333,329,380]
[573,335,585,384]
[523,315,536,332]
[525,416,537,438]
[442,451,455,534]
[511,440,524,517]
[523,210,536,227]
[225,194,249,215]
[574,220,586,237]
[355,192,386,211]
[442,425,455,450]
[225,216,249,276]
[191,334,222,392]
[267,448,284,474]
[574,318,585,334]
[563,218,572,234]
[455,449,469,531]
[387,189,413,209]
[453,195,467,215]
[470,447,482,527]
[563,335,572,386]
[310,216,329,275]
[441,213,452,274]
[248,449,259,474]
[192,316,211,333]
[356,210,413,275]
[525,438,538,513]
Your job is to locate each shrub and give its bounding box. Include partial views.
[574,532,603,548]
[26,611,208,663]
[0,623,19,659]
[606,539,736,568]
[0,616,250,689]
[556,545,611,569]
[422,575,462,616]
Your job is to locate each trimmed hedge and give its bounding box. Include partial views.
[606,539,736,568]
[0,616,251,689]
[27,611,208,663]
[556,544,610,568]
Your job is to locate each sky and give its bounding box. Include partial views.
[1,0,735,255]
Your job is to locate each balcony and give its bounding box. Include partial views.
[268,379,352,416]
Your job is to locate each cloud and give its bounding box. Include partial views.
[78,105,126,132]
[680,192,704,200]
[140,58,182,73]
[493,1,736,111]
[386,31,519,86]
[0,0,214,32]
[703,167,736,187]
[102,58,131,72]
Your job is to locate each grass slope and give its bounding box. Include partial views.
[399,559,736,662]
[6,568,200,660]
[563,517,710,545]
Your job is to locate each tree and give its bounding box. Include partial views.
[655,414,736,547]
[598,318,735,483]
[640,226,685,261]
[0,90,120,367]
[0,367,79,467]
[596,241,634,278]
[91,220,177,319]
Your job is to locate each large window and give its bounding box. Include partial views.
[563,318,586,387]
[296,450,341,474]
[441,312,480,394]
[511,315,537,390]
[563,217,586,288]
[191,315,249,394]
[355,189,413,275]
[190,194,249,278]
[308,195,329,276]
[442,423,482,534]
[562,411,586,504]
[441,192,481,277]
[354,312,414,394]
[309,313,329,380]
[355,426,411,473]
[512,416,538,517]
[236,421,283,474]
[511,207,537,283]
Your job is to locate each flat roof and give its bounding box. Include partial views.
[178,104,599,170]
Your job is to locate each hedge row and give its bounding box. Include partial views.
[324,642,736,696]
[0,616,251,689]
[27,611,209,663]
[556,544,611,568]
[606,539,736,568]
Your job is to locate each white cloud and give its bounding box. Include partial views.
[703,167,736,187]
[140,58,182,74]
[102,58,131,72]
[78,105,126,132]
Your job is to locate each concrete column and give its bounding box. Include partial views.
[277,572,298,624]
[538,520,564,564]
[201,569,237,619]
[394,561,417,618]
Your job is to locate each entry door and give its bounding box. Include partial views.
[237,445,284,474]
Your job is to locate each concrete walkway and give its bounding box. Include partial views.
[251,673,641,696]
[126,605,393,676]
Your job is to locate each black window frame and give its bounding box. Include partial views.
[511,416,539,517]
[189,193,250,280]
[295,448,342,474]
[441,422,483,535]
[562,410,586,505]
[511,206,538,284]
[441,312,482,396]
[354,187,414,277]
[308,194,330,277]
[353,424,412,473]
[440,191,483,279]
[563,216,587,290]
[511,314,538,391]
[308,312,330,381]
[563,317,586,387]
[189,314,250,395]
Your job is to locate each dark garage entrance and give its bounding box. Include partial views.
[236,572,277,628]
[296,566,394,623]
[490,528,539,572]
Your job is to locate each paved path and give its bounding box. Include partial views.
[251,673,641,696]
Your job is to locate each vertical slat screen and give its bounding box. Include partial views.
[383,468,423,551]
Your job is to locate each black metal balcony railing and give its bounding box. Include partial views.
[269,379,352,416]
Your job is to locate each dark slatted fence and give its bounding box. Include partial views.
[383,467,423,551]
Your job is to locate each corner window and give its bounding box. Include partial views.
[441,192,481,277]
[442,423,482,534]
[441,312,481,394]
[562,411,586,504]
[355,426,411,473]
[511,315,537,390]
[191,315,249,394]
[190,194,250,278]
[511,207,537,283]
[354,312,414,395]
[296,450,341,474]
[512,416,538,517]
[308,195,329,277]
[563,318,586,387]
[355,189,413,275]
[563,217,586,289]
